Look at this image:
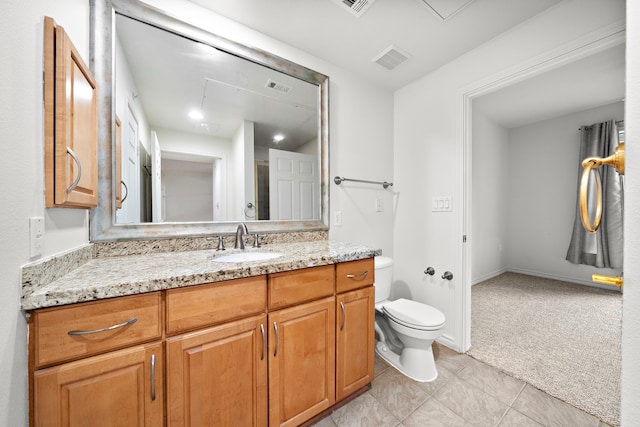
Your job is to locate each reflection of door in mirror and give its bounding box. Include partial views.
[115,116,122,209]
[269,149,319,221]
[116,105,140,224]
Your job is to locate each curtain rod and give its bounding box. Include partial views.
[333,176,393,189]
[578,120,624,131]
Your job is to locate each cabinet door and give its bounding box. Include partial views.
[34,342,163,427]
[269,297,335,427]
[336,286,375,401]
[44,17,98,208]
[166,315,268,427]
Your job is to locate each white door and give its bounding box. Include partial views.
[116,105,140,224]
[269,149,319,220]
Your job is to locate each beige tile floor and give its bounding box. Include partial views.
[313,343,610,427]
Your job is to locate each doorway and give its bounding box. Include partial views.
[459,28,625,350]
[460,24,625,427]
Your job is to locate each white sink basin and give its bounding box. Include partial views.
[212,251,284,263]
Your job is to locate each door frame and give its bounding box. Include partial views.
[457,23,625,352]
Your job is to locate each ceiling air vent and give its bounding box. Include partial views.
[265,79,293,94]
[372,45,410,71]
[331,0,376,17]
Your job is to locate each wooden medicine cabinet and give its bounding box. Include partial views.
[44,16,98,208]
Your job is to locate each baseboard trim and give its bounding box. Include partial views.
[506,268,621,291]
[437,334,457,351]
[471,268,508,286]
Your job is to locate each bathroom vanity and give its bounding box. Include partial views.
[23,240,378,426]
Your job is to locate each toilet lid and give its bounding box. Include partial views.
[382,298,445,330]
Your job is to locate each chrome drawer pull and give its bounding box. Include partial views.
[273,321,279,357]
[260,324,266,361]
[150,354,156,401]
[346,271,368,279]
[340,302,346,331]
[67,317,138,336]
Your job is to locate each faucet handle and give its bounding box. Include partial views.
[252,233,261,248]
[216,236,226,251]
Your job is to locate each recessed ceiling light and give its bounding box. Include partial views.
[188,110,203,120]
[273,134,285,143]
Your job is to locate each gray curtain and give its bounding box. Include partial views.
[566,120,624,268]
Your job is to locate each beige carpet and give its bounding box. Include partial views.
[467,272,622,426]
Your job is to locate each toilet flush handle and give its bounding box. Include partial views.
[442,271,453,280]
[424,267,435,276]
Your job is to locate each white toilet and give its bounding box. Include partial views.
[374,256,446,382]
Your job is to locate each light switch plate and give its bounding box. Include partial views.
[432,196,452,212]
[30,217,44,258]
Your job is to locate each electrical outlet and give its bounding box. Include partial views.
[30,217,44,258]
[333,211,343,226]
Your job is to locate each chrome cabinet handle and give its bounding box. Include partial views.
[67,317,138,336]
[442,271,454,280]
[150,353,156,401]
[66,147,82,193]
[346,271,368,279]
[273,321,279,357]
[340,302,346,331]
[121,180,129,203]
[260,324,266,360]
[424,267,435,276]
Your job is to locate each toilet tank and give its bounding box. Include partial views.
[374,256,393,303]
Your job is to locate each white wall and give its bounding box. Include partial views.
[156,127,231,158]
[621,0,640,423]
[163,159,214,222]
[471,109,510,283]
[114,30,150,154]
[230,121,248,220]
[155,127,230,221]
[0,1,90,425]
[472,102,624,286]
[506,102,624,285]
[394,0,625,350]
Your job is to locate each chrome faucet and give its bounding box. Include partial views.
[234,223,249,249]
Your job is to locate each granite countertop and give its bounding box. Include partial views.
[21,240,381,311]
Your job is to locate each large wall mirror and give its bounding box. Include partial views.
[90,0,329,241]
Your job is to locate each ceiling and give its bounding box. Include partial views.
[121,0,625,147]
[116,14,319,150]
[189,0,564,91]
[189,0,625,128]
[474,44,626,128]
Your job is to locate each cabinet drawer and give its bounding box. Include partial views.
[166,276,267,335]
[336,258,375,293]
[32,292,162,368]
[269,265,334,310]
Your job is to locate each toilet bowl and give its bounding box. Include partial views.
[374,256,445,382]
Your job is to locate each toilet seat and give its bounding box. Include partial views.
[382,298,445,331]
